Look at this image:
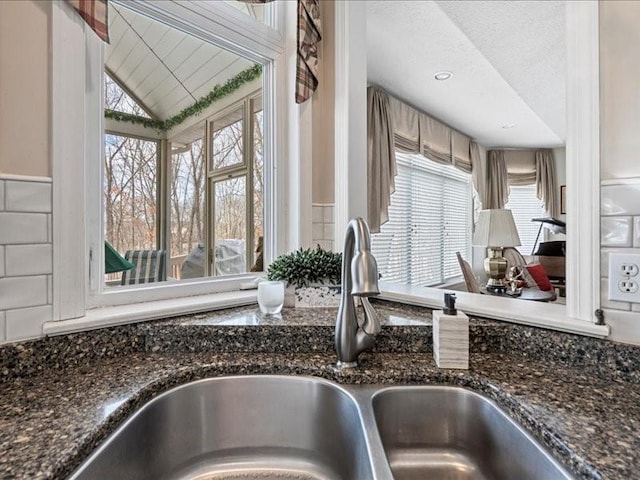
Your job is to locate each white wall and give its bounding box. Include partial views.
[599,1,640,344]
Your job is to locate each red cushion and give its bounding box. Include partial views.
[526,264,553,291]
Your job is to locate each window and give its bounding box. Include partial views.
[372,152,473,287]
[100,2,267,288]
[504,185,546,255]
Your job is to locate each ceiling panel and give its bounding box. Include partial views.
[106,4,257,121]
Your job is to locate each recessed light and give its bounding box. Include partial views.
[501,123,517,129]
[434,71,453,81]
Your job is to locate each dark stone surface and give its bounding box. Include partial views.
[0,301,638,479]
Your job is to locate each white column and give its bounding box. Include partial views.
[565,0,601,323]
[334,0,367,246]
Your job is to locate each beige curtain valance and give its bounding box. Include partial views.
[388,95,420,152]
[453,130,472,173]
[420,114,451,164]
[487,148,559,217]
[386,90,475,175]
[503,150,537,186]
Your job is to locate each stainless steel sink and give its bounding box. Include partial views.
[70,378,575,480]
[371,386,573,480]
[69,376,373,480]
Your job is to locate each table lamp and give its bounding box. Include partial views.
[473,209,521,292]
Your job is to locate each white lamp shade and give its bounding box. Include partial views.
[473,209,522,247]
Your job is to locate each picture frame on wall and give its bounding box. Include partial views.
[560,185,566,214]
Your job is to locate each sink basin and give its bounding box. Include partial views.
[69,376,372,480]
[371,386,573,480]
[70,378,575,480]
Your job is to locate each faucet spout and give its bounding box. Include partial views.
[335,218,381,367]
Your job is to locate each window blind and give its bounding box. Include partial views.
[372,152,472,287]
[504,185,546,255]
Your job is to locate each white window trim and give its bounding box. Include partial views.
[333,1,608,337]
[50,0,302,324]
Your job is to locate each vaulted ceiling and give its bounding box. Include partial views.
[367,0,566,148]
[106,3,255,121]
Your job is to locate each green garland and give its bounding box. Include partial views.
[105,64,262,132]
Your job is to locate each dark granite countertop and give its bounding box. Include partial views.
[0,303,639,480]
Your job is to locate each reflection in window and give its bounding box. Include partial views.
[214,176,247,275]
[170,139,206,280]
[102,2,265,287]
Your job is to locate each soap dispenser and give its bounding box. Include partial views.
[432,293,469,369]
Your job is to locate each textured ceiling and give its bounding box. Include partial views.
[367,0,565,148]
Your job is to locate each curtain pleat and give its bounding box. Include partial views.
[470,140,486,208]
[452,130,472,173]
[389,95,421,153]
[535,149,559,218]
[487,150,510,209]
[367,88,397,233]
[420,114,451,165]
[504,150,537,186]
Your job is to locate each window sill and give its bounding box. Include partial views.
[43,290,257,336]
[379,281,610,338]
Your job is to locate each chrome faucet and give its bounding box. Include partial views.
[335,217,381,368]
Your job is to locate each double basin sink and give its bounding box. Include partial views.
[70,376,574,480]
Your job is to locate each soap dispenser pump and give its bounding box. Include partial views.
[432,293,469,369]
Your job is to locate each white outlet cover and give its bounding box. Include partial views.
[609,252,640,303]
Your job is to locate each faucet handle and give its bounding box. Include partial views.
[360,297,381,336]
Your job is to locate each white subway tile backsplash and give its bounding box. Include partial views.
[0,180,4,211]
[634,217,640,248]
[5,181,51,213]
[601,216,632,247]
[323,205,334,223]
[0,276,48,310]
[312,223,324,242]
[0,311,5,342]
[0,246,4,277]
[5,305,50,340]
[633,303,640,313]
[47,275,53,304]
[0,213,48,244]
[323,223,334,241]
[5,244,52,276]
[312,206,323,223]
[601,183,640,216]
[601,278,632,311]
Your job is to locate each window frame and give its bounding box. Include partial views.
[51,0,291,317]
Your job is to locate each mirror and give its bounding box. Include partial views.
[103,3,265,289]
[366,0,567,305]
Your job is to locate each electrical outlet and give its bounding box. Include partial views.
[619,279,639,294]
[609,253,640,302]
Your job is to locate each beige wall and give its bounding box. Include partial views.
[311,0,335,204]
[600,1,640,181]
[0,0,51,177]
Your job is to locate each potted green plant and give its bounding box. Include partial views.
[267,245,342,308]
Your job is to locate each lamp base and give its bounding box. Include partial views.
[484,248,508,292]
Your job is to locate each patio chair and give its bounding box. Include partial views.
[120,249,167,285]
